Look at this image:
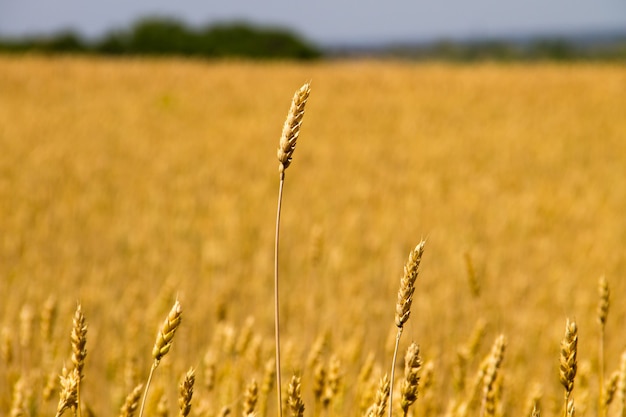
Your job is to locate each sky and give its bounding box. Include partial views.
[1,1,625,46]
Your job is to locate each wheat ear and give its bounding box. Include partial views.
[71,303,87,417]
[288,375,305,417]
[179,367,195,417]
[598,277,610,417]
[323,355,342,410]
[618,351,626,417]
[400,342,422,417]
[243,379,259,417]
[274,81,311,417]
[119,383,144,417]
[560,319,578,417]
[389,241,426,417]
[56,366,80,417]
[9,377,26,417]
[366,375,391,417]
[480,335,506,417]
[139,299,182,417]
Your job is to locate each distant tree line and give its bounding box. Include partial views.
[0,17,322,60]
[1,17,625,61]
[331,37,626,61]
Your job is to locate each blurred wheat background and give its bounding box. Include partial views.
[0,56,625,417]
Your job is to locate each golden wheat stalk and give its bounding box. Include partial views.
[389,241,426,417]
[139,300,183,417]
[274,81,311,417]
[560,319,578,417]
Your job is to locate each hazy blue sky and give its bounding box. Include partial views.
[1,1,625,45]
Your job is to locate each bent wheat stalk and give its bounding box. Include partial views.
[274,82,311,417]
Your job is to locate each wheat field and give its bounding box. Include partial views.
[0,55,625,417]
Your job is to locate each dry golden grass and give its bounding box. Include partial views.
[0,55,625,417]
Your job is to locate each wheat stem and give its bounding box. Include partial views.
[139,362,157,417]
[274,174,285,417]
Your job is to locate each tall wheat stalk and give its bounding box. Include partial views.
[275,82,311,417]
[389,241,425,417]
